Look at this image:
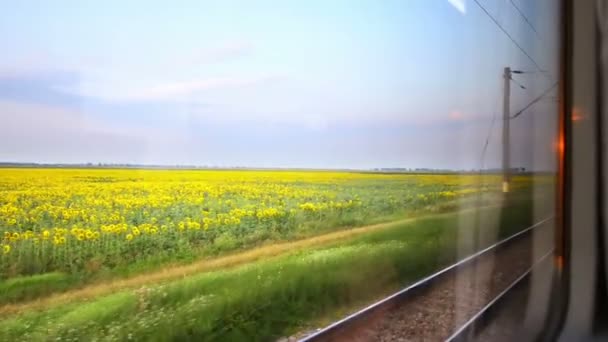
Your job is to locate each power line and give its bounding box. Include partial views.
[472,0,548,78]
[511,70,548,74]
[508,0,540,38]
[479,88,502,170]
[480,103,499,170]
[510,82,558,119]
[510,77,526,90]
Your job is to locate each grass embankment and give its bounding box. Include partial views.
[0,200,540,342]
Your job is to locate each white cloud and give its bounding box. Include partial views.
[0,39,259,102]
[127,76,280,101]
[0,99,196,164]
[0,99,183,142]
[54,75,284,103]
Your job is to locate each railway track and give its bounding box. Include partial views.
[298,217,554,342]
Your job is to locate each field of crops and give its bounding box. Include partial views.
[0,168,553,341]
[0,168,519,280]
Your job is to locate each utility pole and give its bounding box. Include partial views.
[502,67,511,193]
[499,67,554,193]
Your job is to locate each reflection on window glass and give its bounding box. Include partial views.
[0,1,560,341]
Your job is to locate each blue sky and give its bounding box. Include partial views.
[0,0,560,170]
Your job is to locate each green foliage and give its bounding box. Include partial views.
[0,272,75,304]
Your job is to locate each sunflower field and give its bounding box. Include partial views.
[0,168,515,278]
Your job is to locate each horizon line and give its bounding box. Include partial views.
[0,161,542,173]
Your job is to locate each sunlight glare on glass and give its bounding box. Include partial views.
[447,0,466,14]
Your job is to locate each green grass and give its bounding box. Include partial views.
[0,199,540,341]
[0,272,76,304]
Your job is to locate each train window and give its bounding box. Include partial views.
[0,1,566,341]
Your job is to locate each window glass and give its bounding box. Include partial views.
[0,1,561,341]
